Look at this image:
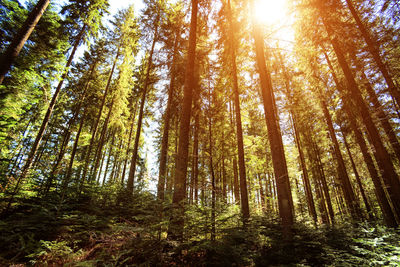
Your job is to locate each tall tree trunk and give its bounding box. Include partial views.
[340,125,373,218]
[127,21,159,194]
[325,31,400,220]
[81,47,120,184]
[313,140,335,224]
[233,157,240,204]
[227,0,250,219]
[168,0,198,240]
[291,114,318,224]
[121,99,138,184]
[342,0,400,105]
[157,25,180,200]
[323,51,397,227]
[250,1,293,237]
[91,98,115,183]
[208,100,216,241]
[192,112,199,204]
[46,62,97,192]
[360,71,400,163]
[15,24,86,186]
[63,112,86,195]
[102,134,116,185]
[0,0,50,84]
[319,94,361,219]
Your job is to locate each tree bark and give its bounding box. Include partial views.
[319,94,361,219]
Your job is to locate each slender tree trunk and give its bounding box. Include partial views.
[168,0,198,240]
[250,1,293,237]
[102,134,116,185]
[319,94,361,219]
[127,22,159,194]
[81,47,120,183]
[15,24,86,186]
[361,71,400,163]
[258,174,266,212]
[46,62,96,192]
[343,0,400,105]
[291,114,318,223]
[323,51,397,227]
[63,112,86,195]
[340,126,373,218]
[97,144,107,184]
[122,99,138,184]
[192,113,199,204]
[227,0,250,219]
[313,141,336,224]
[326,33,400,219]
[208,102,216,241]
[91,98,114,183]
[0,0,51,84]
[157,25,180,200]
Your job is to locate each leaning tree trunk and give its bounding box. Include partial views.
[168,0,198,240]
[326,33,400,220]
[342,0,400,106]
[0,0,50,84]
[6,25,87,211]
[323,51,397,227]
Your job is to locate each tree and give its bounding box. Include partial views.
[168,0,198,240]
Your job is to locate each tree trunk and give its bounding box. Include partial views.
[168,0,198,240]
[227,0,250,219]
[127,21,159,194]
[343,0,400,105]
[63,111,86,195]
[16,24,86,185]
[250,1,293,237]
[340,126,373,218]
[291,114,318,224]
[81,46,120,183]
[323,50,397,227]
[326,33,400,220]
[361,71,400,163]
[157,25,180,200]
[121,98,138,184]
[0,0,51,84]
[319,94,361,219]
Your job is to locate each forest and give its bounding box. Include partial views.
[0,0,400,265]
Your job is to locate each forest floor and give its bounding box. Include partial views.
[1,191,400,266]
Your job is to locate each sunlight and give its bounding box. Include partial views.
[253,0,289,25]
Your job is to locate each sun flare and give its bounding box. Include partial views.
[253,0,289,26]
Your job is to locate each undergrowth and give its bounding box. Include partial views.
[0,189,399,266]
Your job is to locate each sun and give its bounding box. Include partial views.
[253,0,289,26]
